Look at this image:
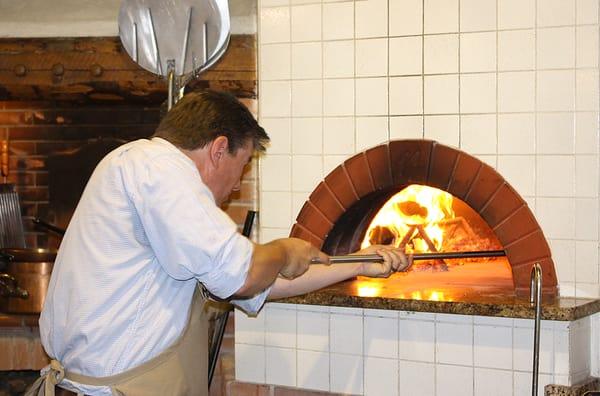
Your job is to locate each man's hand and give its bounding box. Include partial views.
[354,244,412,278]
[279,238,329,279]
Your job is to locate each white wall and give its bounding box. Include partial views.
[257,0,600,299]
[0,0,256,37]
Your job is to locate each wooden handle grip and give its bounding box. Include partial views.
[1,140,8,178]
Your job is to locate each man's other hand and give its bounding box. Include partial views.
[279,238,329,279]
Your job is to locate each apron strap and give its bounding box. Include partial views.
[25,359,65,396]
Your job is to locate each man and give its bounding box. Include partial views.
[29,90,410,396]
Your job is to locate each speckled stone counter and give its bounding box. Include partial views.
[278,273,600,321]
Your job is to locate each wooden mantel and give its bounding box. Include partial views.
[0,35,256,104]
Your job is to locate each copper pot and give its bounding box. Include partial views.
[0,248,56,313]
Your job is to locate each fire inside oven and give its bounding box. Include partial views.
[322,184,513,301]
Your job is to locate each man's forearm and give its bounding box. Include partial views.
[234,240,287,297]
[267,263,362,300]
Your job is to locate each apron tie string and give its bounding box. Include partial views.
[25,359,65,396]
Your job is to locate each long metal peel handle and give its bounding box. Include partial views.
[311,250,507,264]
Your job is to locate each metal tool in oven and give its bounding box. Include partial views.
[311,249,507,264]
[118,0,231,110]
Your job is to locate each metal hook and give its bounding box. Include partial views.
[530,263,543,396]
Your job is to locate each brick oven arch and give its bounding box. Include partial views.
[290,139,558,295]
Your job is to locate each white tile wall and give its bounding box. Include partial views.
[258,0,600,298]
[237,305,594,394]
[255,1,600,391]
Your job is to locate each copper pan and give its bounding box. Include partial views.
[0,248,56,313]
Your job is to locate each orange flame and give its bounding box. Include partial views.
[361,184,455,252]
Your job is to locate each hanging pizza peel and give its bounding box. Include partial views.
[118,0,231,109]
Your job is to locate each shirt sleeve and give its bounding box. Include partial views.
[122,152,255,300]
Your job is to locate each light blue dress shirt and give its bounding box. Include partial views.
[39,138,268,395]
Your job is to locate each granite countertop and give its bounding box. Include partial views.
[278,273,600,321]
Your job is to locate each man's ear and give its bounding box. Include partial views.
[209,136,229,168]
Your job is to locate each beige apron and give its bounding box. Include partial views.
[27,286,210,396]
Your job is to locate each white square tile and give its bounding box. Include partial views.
[399,319,435,362]
[436,364,474,396]
[550,239,576,283]
[324,155,351,175]
[400,311,437,321]
[356,38,388,77]
[356,117,389,152]
[235,309,265,345]
[576,240,599,284]
[576,26,599,68]
[436,313,474,324]
[575,155,599,197]
[436,322,473,365]
[262,0,289,6]
[322,1,354,40]
[460,73,496,113]
[538,0,576,27]
[291,4,321,42]
[424,74,459,114]
[498,71,535,112]
[297,310,330,351]
[576,198,599,240]
[323,117,355,154]
[266,346,296,386]
[265,306,297,347]
[355,0,388,38]
[497,155,535,196]
[424,0,459,34]
[514,371,553,396]
[577,0,599,24]
[260,191,292,227]
[389,76,423,115]
[536,113,575,154]
[297,350,329,391]
[536,156,575,197]
[537,70,576,112]
[537,27,575,69]
[474,368,513,396]
[389,36,422,76]
[260,154,291,191]
[292,117,322,154]
[399,361,435,396]
[291,42,322,79]
[474,325,512,369]
[497,114,535,154]
[331,313,363,355]
[260,80,291,117]
[356,77,389,116]
[261,43,291,80]
[364,309,399,319]
[292,155,322,191]
[473,316,514,327]
[323,78,354,116]
[390,116,424,139]
[236,344,265,383]
[576,70,599,111]
[460,0,496,32]
[364,357,398,396]
[498,30,535,71]
[331,354,363,394]
[292,191,310,220]
[536,197,576,239]
[424,115,460,147]
[364,315,398,358]
[389,0,423,36]
[513,327,554,373]
[260,6,291,44]
[330,306,364,315]
[259,227,292,243]
[575,112,599,154]
[261,117,291,154]
[292,80,322,116]
[460,32,496,73]
[424,34,459,74]
[460,114,496,154]
[323,40,354,78]
[576,283,600,298]
[498,0,535,29]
